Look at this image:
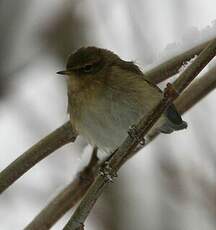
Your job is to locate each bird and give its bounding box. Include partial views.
[57,47,187,155]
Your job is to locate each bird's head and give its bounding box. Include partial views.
[58,47,120,81]
[57,46,142,93]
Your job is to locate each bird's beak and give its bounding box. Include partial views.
[56,70,72,76]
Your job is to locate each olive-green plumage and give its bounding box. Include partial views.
[58,47,187,154]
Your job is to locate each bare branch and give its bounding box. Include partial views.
[24,147,98,230]
[63,38,216,230]
[145,38,215,84]
[175,66,216,114]
[0,122,77,194]
[173,41,216,93]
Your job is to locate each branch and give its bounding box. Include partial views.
[24,147,98,230]
[145,38,215,84]
[63,38,216,230]
[175,66,216,114]
[0,122,77,194]
[173,42,216,93]
[25,65,216,230]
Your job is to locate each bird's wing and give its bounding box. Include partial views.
[119,60,187,131]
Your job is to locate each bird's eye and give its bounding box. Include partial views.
[82,64,94,73]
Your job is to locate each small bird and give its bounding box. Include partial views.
[57,47,187,154]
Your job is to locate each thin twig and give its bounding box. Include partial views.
[24,147,98,230]
[0,122,77,194]
[145,38,215,84]
[63,39,216,230]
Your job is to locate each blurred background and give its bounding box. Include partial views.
[0,0,216,229]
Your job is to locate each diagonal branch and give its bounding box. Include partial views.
[63,38,216,230]
[173,41,216,93]
[0,122,77,194]
[24,65,216,230]
[24,147,99,230]
[145,38,215,84]
[175,66,216,114]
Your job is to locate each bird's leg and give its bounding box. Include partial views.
[99,149,118,182]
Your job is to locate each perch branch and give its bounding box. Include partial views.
[24,64,216,230]
[0,122,77,194]
[63,38,216,230]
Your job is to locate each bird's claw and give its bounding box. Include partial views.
[100,161,117,183]
[128,125,146,146]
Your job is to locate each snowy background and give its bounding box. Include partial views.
[0,0,216,229]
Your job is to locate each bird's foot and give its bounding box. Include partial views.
[128,125,146,146]
[100,161,117,183]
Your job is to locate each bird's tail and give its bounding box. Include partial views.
[160,104,187,133]
[146,104,187,141]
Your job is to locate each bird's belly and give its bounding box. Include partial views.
[74,100,142,154]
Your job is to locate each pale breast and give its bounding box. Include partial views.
[77,93,140,152]
[68,76,162,154]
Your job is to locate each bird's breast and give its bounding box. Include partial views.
[68,72,163,154]
[69,87,149,153]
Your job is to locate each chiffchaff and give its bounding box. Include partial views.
[57,47,187,154]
